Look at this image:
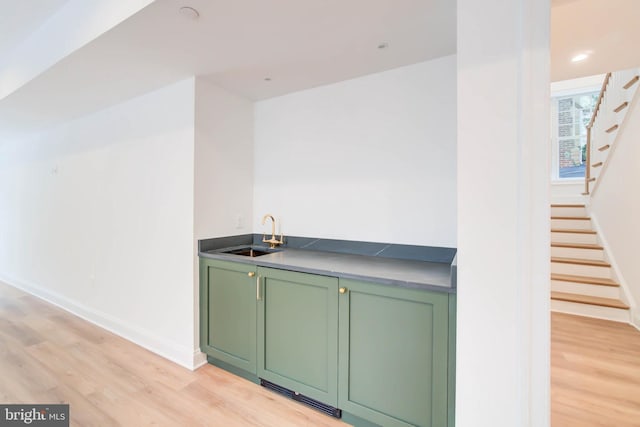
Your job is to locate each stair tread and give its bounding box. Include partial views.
[551,257,611,267]
[551,216,591,220]
[551,242,603,250]
[551,291,629,309]
[550,204,586,208]
[551,273,619,287]
[551,228,597,234]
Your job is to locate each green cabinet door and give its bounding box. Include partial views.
[257,267,339,406]
[200,258,257,374]
[338,279,450,427]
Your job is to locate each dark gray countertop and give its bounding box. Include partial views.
[198,235,457,293]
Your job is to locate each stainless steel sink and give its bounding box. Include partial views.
[221,247,272,257]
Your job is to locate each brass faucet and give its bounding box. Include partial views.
[261,214,284,249]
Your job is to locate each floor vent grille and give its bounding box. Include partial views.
[259,378,342,418]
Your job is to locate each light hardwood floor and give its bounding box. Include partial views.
[551,312,640,427]
[0,282,346,427]
[3,282,640,426]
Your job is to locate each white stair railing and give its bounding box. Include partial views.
[585,67,640,195]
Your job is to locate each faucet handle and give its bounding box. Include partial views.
[262,233,284,249]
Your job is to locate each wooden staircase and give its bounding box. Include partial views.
[550,204,630,322]
[584,70,640,195]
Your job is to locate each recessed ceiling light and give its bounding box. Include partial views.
[377,42,389,50]
[179,6,200,20]
[571,53,589,62]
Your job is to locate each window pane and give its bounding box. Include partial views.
[559,111,573,125]
[559,125,572,137]
[559,138,584,178]
[554,90,599,179]
[558,98,573,111]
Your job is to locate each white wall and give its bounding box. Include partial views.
[0,78,198,368]
[193,78,254,363]
[550,74,605,94]
[457,0,550,425]
[551,181,585,204]
[590,90,640,326]
[253,56,457,247]
[194,78,254,239]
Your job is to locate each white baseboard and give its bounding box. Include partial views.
[0,273,199,370]
[631,308,640,333]
[193,350,208,369]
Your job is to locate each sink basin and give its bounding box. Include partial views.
[221,247,272,257]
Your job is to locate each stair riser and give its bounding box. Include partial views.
[551,218,593,230]
[551,262,611,278]
[551,299,629,322]
[551,232,598,245]
[551,246,605,261]
[551,207,587,217]
[551,280,620,299]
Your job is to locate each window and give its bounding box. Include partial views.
[553,91,599,179]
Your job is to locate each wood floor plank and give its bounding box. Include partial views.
[551,216,591,220]
[551,228,597,234]
[551,273,619,287]
[551,312,640,427]
[4,281,640,426]
[0,281,346,427]
[551,291,629,309]
[550,242,604,250]
[550,257,611,267]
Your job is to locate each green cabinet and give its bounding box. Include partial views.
[338,279,452,427]
[199,257,455,427]
[256,267,339,406]
[200,258,257,375]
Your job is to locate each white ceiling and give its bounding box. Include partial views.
[1,0,638,136]
[0,0,69,59]
[0,0,455,135]
[551,0,640,81]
